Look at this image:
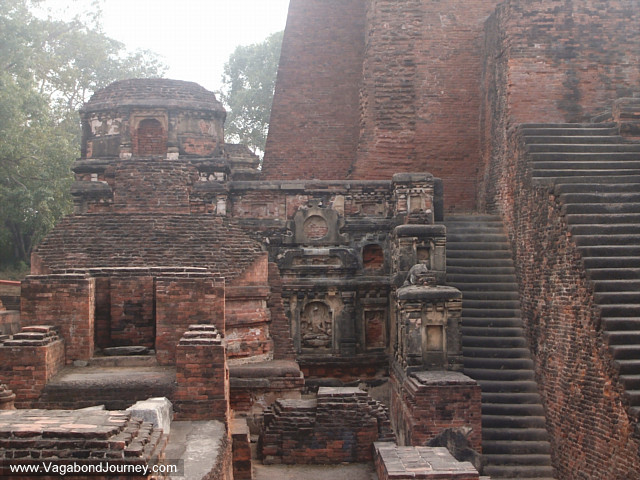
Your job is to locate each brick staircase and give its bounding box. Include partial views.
[445,215,555,480]
[523,122,640,422]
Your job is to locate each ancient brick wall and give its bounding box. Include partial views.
[0,326,64,408]
[109,276,155,348]
[155,275,225,366]
[261,387,394,464]
[480,0,640,209]
[389,366,482,452]
[174,325,229,423]
[20,275,95,362]
[491,128,640,478]
[261,0,366,180]
[264,0,500,211]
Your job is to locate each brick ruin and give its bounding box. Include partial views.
[0,0,640,479]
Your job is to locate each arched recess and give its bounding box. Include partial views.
[134,118,167,156]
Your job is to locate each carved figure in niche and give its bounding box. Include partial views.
[403,263,435,286]
[300,301,332,348]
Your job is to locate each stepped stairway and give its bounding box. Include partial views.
[445,215,555,480]
[523,122,640,421]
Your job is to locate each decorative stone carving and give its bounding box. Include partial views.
[300,301,332,349]
[0,384,16,410]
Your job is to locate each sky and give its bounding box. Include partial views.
[38,0,291,93]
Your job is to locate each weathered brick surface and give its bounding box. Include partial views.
[173,325,229,423]
[262,0,365,181]
[109,276,155,348]
[374,443,480,480]
[261,387,394,465]
[231,418,252,480]
[0,326,64,408]
[389,366,482,452]
[20,275,94,362]
[480,0,640,210]
[0,409,167,480]
[491,127,640,478]
[155,276,224,366]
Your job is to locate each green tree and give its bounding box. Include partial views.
[0,0,166,267]
[219,31,284,155]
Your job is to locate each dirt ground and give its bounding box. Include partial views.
[253,463,378,480]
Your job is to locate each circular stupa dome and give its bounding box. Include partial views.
[81,78,226,114]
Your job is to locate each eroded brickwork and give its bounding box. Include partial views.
[491,127,640,478]
[0,326,64,408]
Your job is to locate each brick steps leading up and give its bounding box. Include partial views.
[523,122,640,419]
[445,215,555,480]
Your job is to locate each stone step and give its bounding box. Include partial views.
[462,336,529,349]
[527,143,640,153]
[564,203,640,215]
[570,224,640,235]
[464,347,532,359]
[544,174,640,185]
[482,427,550,442]
[556,182,640,194]
[448,274,518,284]
[483,464,556,479]
[464,357,535,371]
[448,282,519,292]
[447,249,512,259]
[615,359,640,375]
[482,415,549,429]
[603,330,640,345]
[625,390,640,405]
[620,374,640,390]
[533,168,640,178]
[601,317,640,331]
[566,212,640,225]
[478,380,540,394]
[481,392,543,405]
[574,234,640,247]
[462,308,522,318]
[444,214,502,222]
[462,318,525,329]
[595,292,640,304]
[592,280,640,292]
[461,290,520,301]
[482,440,552,455]
[447,266,517,275]
[447,241,512,251]
[610,345,640,360]
[599,304,640,317]
[521,122,618,128]
[520,126,619,136]
[444,225,506,234]
[463,299,521,309]
[462,326,526,337]
[447,233,508,243]
[466,368,535,381]
[524,135,624,144]
[588,268,640,280]
[583,257,640,268]
[482,404,546,417]
[578,245,640,258]
[530,152,640,162]
[562,193,640,205]
[446,258,515,268]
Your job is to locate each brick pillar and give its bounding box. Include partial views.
[0,326,65,408]
[173,325,229,423]
[231,418,252,480]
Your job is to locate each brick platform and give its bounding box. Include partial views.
[374,442,480,480]
[0,409,167,478]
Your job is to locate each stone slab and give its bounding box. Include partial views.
[127,397,173,434]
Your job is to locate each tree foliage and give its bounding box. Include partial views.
[0,0,166,267]
[219,31,283,155]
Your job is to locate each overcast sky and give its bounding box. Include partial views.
[38,0,291,93]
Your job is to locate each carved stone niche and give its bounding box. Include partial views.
[289,203,346,245]
[393,225,447,284]
[395,285,462,371]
